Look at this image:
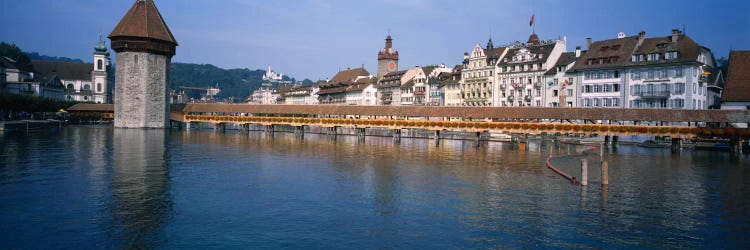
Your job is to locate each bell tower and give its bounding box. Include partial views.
[109,0,178,128]
[377,35,399,78]
[92,37,110,104]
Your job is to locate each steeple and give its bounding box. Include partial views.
[385,35,393,49]
[486,38,494,50]
[109,0,178,56]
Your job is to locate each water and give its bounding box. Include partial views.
[1,126,749,249]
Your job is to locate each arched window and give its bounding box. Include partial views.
[97,83,102,92]
[83,84,91,90]
[97,60,103,70]
[66,84,74,89]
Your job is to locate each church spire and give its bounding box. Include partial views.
[486,37,494,50]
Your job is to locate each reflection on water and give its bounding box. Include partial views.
[110,129,171,247]
[0,126,749,248]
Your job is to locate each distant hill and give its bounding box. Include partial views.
[3,41,310,100]
[170,63,298,100]
[25,52,85,63]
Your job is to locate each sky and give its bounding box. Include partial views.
[2,0,749,81]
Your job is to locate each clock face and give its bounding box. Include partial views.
[388,62,396,71]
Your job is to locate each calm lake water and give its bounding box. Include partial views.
[1,126,749,249]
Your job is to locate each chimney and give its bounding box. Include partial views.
[463,52,469,60]
[585,38,592,50]
[575,46,581,58]
[671,29,681,43]
[637,30,646,48]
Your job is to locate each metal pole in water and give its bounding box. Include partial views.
[581,159,590,186]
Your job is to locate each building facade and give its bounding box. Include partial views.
[27,40,112,103]
[570,30,717,110]
[543,48,584,107]
[496,34,567,107]
[317,67,371,104]
[462,39,507,106]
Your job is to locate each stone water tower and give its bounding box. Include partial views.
[109,0,177,128]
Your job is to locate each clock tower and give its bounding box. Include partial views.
[377,35,399,78]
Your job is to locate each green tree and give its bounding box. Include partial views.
[0,41,33,71]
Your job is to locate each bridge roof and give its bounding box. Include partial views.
[65,103,750,123]
[173,104,750,123]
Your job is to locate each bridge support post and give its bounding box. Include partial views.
[600,142,605,157]
[265,124,275,135]
[671,138,681,154]
[295,126,305,138]
[214,123,226,132]
[601,161,609,185]
[239,124,249,133]
[357,128,366,140]
[392,129,401,143]
[612,136,619,147]
[604,136,610,145]
[581,158,589,186]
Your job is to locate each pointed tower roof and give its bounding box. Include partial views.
[108,0,177,56]
[109,0,177,44]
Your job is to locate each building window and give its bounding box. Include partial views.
[567,89,572,96]
[553,90,558,97]
[97,60,103,70]
[83,84,91,90]
[97,83,102,92]
[676,68,683,77]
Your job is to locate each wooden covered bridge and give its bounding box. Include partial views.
[68,103,750,140]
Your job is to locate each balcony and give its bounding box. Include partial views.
[635,91,671,99]
[524,95,532,102]
[464,97,488,103]
[507,95,514,102]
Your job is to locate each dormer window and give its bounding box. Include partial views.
[664,51,678,60]
[632,54,645,62]
[647,53,660,61]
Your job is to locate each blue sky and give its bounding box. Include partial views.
[2,0,748,80]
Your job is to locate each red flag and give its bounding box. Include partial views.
[529,14,535,27]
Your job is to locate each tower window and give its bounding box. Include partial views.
[97,60,103,70]
[97,83,102,92]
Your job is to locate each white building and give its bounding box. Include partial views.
[262,66,283,82]
[1,56,65,101]
[443,65,463,106]
[543,48,584,107]
[569,30,717,110]
[282,85,319,105]
[248,86,279,104]
[30,39,112,103]
[496,34,567,107]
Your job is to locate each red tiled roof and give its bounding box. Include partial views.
[722,50,750,102]
[109,0,177,45]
